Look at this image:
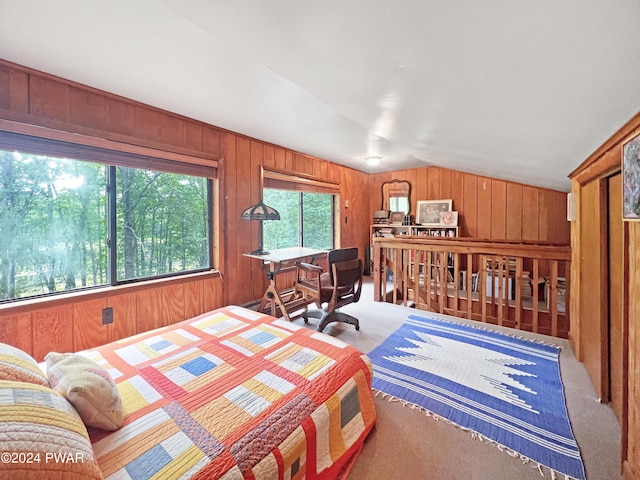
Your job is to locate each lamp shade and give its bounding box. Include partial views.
[241,200,280,221]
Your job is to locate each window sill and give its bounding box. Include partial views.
[0,269,222,316]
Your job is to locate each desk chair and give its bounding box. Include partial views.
[294,247,363,332]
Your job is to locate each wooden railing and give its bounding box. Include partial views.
[372,237,571,338]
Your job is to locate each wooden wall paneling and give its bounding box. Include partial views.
[522,186,540,241]
[491,179,507,240]
[133,107,163,143]
[0,65,11,109]
[538,189,555,242]
[427,167,440,199]
[248,140,265,304]
[69,88,105,131]
[105,97,135,137]
[506,183,523,240]
[221,132,237,307]
[608,173,625,423]
[0,66,27,112]
[285,150,294,171]
[162,284,185,327]
[439,168,452,200]
[319,159,329,180]
[32,306,74,361]
[235,137,253,305]
[556,190,571,243]
[184,280,204,320]
[462,173,477,237]
[450,170,465,221]
[29,75,70,123]
[476,177,492,239]
[274,147,286,170]
[406,169,419,217]
[627,222,640,479]
[263,144,275,168]
[182,122,203,152]
[304,156,314,175]
[415,167,429,205]
[108,292,137,343]
[136,288,163,333]
[202,127,221,156]
[0,313,33,355]
[569,179,581,356]
[156,108,184,146]
[73,298,109,352]
[202,276,224,312]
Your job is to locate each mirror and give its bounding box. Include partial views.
[381,180,412,215]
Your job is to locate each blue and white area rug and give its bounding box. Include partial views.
[368,314,585,480]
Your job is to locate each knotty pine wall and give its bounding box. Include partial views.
[369,167,570,243]
[569,110,640,480]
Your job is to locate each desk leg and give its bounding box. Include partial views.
[259,284,294,322]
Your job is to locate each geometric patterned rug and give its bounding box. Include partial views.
[368,314,586,480]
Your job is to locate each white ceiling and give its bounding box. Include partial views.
[1,1,640,191]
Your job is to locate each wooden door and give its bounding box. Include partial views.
[607,173,625,424]
[579,179,608,398]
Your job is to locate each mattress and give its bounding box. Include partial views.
[85,305,377,479]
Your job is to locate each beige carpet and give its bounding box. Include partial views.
[297,278,621,480]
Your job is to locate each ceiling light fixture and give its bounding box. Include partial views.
[366,155,381,167]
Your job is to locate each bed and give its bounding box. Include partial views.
[0,305,376,480]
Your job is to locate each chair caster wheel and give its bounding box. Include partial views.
[355,325,360,331]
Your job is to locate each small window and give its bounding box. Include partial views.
[262,189,335,250]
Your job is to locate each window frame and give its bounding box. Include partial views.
[0,125,218,303]
[261,167,339,251]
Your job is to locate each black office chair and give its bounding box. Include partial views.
[294,247,363,332]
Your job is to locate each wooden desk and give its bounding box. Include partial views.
[244,247,326,321]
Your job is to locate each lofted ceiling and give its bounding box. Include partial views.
[1,1,640,192]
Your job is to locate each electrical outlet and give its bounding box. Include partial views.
[102,307,114,325]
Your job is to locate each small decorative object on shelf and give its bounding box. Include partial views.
[389,211,404,225]
[440,211,458,226]
[373,210,390,224]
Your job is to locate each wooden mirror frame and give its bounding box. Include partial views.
[381,179,412,215]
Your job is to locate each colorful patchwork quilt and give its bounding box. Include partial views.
[86,306,376,479]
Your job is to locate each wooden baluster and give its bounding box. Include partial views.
[480,255,488,324]
[453,252,460,317]
[515,257,523,329]
[373,241,382,301]
[497,256,504,326]
[532,258,539,333]
[393,247,399,305]
[550,260,558,337]
[426,250,432,307]
[466,253,473,320]
[413,249,421,308]
[439,250,446,314]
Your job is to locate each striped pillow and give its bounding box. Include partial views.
[0,342,48,386]
[0,380,103,479]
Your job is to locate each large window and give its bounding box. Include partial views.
[0,137,213,303]
[262,189,335,250]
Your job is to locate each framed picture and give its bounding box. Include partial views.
[440,210,458,227]
[416,199,453,226]
[623,131,640,220]
[389,211,404,225]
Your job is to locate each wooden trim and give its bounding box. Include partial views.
[569,111,640,184]
[0,270,221,316]
[0,118,219,173]
[262,166,340,193]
